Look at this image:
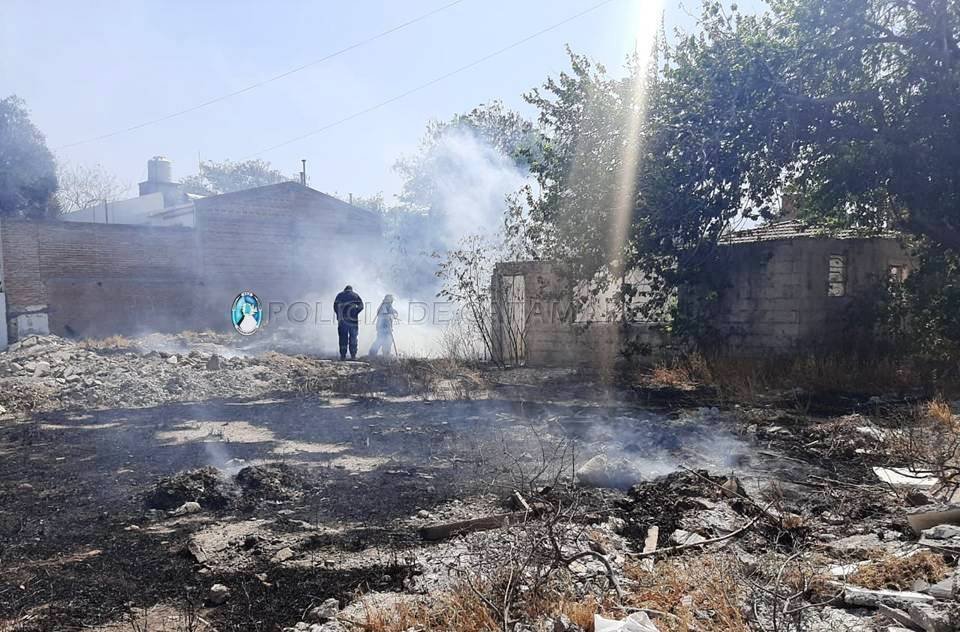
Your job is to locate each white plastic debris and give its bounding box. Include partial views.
[577,454,642,489]
[594,612,660,632]
[168,501,201,516]
[873,467,938,488]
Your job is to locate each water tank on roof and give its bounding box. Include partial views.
[147,156,173,183]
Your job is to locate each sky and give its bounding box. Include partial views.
[1,0,766,203]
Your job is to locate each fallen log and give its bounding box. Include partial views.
[419,505,546,541]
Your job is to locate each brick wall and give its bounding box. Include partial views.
[194,183,382,319]
[0,183,382,340]
[0,219,201,337]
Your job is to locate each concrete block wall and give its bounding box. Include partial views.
[713,237,912,353]
[491,261,669,367]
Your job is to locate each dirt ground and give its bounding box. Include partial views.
[1,334,957,631]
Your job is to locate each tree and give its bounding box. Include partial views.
[56,161,129,213]
[0,96,58,218]
[634,0,960,341]
[180,159,291,196]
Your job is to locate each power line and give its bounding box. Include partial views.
[244,0,622,158]
[57,0,470,149]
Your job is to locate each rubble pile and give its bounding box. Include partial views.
[0,333,360,414]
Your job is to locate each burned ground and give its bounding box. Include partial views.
[1,335,959,631]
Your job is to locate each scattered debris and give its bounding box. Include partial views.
[168,501,201,517]
[305,598,340,623]
[594,612,660,632]
[875,467,939,488]
[207,583,231,606]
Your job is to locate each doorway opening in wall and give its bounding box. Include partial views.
[497,274,526,365]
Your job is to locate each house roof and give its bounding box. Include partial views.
[719,220,899,245]
[194,181,381,227]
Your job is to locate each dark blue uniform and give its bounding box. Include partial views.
[333,288,363,359]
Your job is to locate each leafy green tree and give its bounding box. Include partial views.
[180,159,291,196]
[0,96,58,218]
[524,1,960,344]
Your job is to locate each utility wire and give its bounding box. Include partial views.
[244,0,622,158]
[57,0,470,149]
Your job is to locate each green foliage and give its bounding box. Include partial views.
[882,246,960,360]
[180,159,291,196]
[523,0,960,346]
[0,95,58,218]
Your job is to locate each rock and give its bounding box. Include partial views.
[922,524,960,540]
[33,361,51,377]
[166,355,179,365]
[306,598,340,623]
[272,547,295,563]
[577,454,642,489]
[416,509,432,520]
[168,501,201,516]
[206,354,225,370]
[926,573,958,600]
[207,583,230,605]
[669,529,707,546]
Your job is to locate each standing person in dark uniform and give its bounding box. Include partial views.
[333,285,363,360]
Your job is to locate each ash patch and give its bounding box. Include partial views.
[235,463,309,501]
[145,467,237,510]
[619,469,730,547]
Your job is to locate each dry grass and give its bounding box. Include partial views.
[358,583,501,632]
[624,555,750,632]
[849,551,949,590]
[926,398,955,428]
[886,398,960,499]
[645,351,927,401]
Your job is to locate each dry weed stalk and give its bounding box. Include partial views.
[886,398,960,500]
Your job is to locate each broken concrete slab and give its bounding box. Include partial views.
[906,602,957,632]
[843,586,935,609]
[926,574,958,600]
[878,604,921,630]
